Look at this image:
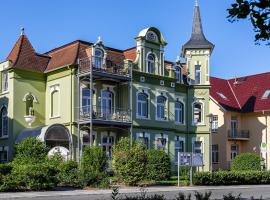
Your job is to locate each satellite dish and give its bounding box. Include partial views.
[48,146,70,160]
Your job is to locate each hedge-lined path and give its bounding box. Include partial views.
[1,185,270,200]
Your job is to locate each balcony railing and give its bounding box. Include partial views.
[78,105,131,123]
[228,130,250,140]
[78,56,131,78]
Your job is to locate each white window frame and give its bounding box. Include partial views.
[50,84,60,118]
[175,100,185,125]
[174,136,185,163]
[156,92,168,121]
[101,131,116,158]
[101,89,114,116]
[146,53,155,74]
[211,115,218,133]
[192,100,205,126]
[195,65,201,85]
[192,137,204,154]
[231,144,239,160]
[262,90,270,99]
[175,66,182,83]
[0,105,8,139]
[1,70,8,93]
[81,129,97,147]
[136,132,150,149]
[0,146,8,163]
[155,133,169,152]
[136,90,150,119]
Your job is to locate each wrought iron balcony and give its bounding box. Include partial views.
[77,105,131,125]
[228,130,250,140]
[78,56,131,80]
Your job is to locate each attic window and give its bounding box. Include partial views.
[262,90,270,99]
[217,92,228,100]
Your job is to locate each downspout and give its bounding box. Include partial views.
[70,66,73,159]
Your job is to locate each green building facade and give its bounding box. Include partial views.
[0,2,214,172]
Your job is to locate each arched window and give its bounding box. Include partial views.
[175,66,182,83]
[175,101,184,124]
[25,94,34,116]
[94,48,104,69]
[101,90,114,116]
[137,93,148,118]
[193,102,203,124]
[0,106,8,138]
[147,54,155,74]
[51,90,60,117]
[157,95,167,120]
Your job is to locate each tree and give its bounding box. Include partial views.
[228,0,270,44]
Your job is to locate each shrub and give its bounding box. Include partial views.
[13,137,49,164]
[9,161,58,191]
[0,163,12,175]
[193,171,270,186]
[57,160,81,188]
[146,149,171,181]
[112,138,147,186]
[80,146,108,187]
[231,153,261,171]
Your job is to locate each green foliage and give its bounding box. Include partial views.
[146,149,171,181]
[0,163,12,175]
[231,153,261,171]
[193,171,270,185]
[80,146,108,187]
[112,138,147,186]
[56,160,81,188]
[6,161,58,191]
[13,137,49,164]
[227,0,270,44]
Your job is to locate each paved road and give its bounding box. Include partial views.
[1,185,270,200]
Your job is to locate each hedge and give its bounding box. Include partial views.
[231,153,261,171]
[194,171,270,185]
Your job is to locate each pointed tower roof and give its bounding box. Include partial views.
[182,0,214,55]
[6,30,50,72]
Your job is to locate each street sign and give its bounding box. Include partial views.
[261,142,267,153]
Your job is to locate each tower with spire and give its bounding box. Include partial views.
[182,0,214,85]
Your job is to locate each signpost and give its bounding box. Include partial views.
[177,152,204,186]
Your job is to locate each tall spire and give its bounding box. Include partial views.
[182,0,214,55]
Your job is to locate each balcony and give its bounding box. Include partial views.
[77,105,131,126]
[78,56,131,81]
[227,130,250,140]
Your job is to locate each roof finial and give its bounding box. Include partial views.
[195,0,199,7]
[21,27,25,35]
[97,36,102,43]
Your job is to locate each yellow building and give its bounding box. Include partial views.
[210,74,270,170]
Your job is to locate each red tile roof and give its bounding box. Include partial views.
[211,72,270,112]
[6,34,50,72]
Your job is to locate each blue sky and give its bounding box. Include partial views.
[0,0,269,79]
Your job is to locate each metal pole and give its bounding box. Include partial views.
[178,152,180,187]
[90,57,93,146]
[129,61,133,145]
[190,153,193,186]
[77,59,81,164]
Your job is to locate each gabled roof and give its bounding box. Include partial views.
[6,34,50,72]
[211,72,270,112]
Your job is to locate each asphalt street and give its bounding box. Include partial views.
[2,185,270,200]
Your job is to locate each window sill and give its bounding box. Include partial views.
[136,116,150,120]
[49,116,61,119]
[0,91,9,95]
[156,118,169,122]
[193,123,206,126]
[0,136,8,140]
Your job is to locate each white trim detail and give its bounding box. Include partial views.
[192,99,205,126]
[50,84,60,118]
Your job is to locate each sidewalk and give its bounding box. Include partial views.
[1,185,270,199]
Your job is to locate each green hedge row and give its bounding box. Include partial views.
[194,171,270,185]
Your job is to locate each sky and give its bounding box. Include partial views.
[0,0,269,79]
